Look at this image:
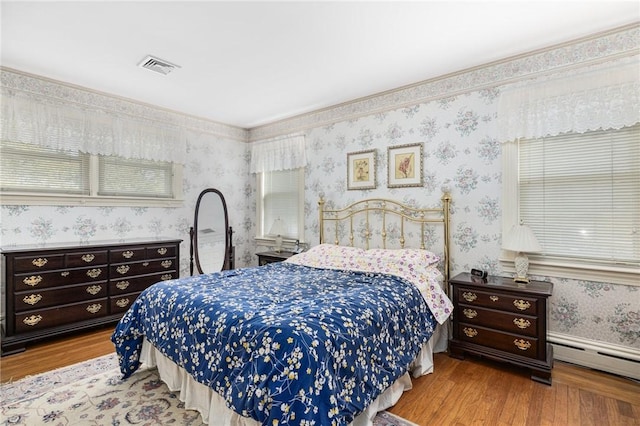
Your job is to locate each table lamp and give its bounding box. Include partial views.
[502,222,542,284]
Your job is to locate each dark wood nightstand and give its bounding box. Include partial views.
[256,251,296,266]
[448,272,554,385]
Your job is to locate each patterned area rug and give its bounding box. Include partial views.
[1,353,418,426]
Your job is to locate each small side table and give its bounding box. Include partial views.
[256,251,296,266]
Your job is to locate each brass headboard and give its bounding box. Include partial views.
[318,192,452,285]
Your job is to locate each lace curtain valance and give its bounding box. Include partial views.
[497,55,640,142]
[250,134,307,173]
[1,91,187,164]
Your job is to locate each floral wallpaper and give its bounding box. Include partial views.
[1,24,639,361]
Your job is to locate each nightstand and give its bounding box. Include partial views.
[256,251,296,266]
[448,272,554,385]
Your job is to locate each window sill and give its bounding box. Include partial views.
[1,193,184,208]
[500,255,640,287]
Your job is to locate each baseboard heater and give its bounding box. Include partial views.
[549,332,640,381]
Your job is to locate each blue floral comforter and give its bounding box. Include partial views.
[112,262,437,426]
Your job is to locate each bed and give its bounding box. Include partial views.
[112,193,453,426]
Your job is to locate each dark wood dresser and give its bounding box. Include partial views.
[448,272,553,385]
[1,238,181,355]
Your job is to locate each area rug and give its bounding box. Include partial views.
[1,353,418,426]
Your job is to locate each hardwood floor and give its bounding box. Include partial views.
[2,327,639,425]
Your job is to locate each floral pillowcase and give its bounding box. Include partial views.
[286,244,452,324]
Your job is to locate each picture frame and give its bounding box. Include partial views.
[387,143,423,188]
[347,149,376,190]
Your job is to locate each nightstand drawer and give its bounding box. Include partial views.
[459,304,538,337]
[456,286,538,315]
[457,323,539,359]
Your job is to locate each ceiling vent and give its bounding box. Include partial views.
[137,55,181,75]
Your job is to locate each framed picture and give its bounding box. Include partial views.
[347,149,376,190]
[387,143,423,188]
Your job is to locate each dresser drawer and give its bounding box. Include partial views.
[110,292,142,314]
[13,254,65,273]
[457,323,539,359]
[146,244,177,259]
[456,286,538,315]
[14,281,108,312]
[109,247,146,263]
[13,266,107,291]
[110,258,176,278]
[109,272,176,295]
[14,298,108,333]
[65,250,108,267]
[458,304,538,337]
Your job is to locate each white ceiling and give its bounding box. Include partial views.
[2,1,639,129]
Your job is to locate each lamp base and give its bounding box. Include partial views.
[513,276,530,284]
[513,252,530,285]
[274,235,283,253]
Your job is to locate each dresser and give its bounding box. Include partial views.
[1,238,181,355]
[256,251,296,266]
[448,272,553,385]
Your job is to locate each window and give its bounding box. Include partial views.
[502,124,640,285]
[256,168,304,242]
[0,141,182,206]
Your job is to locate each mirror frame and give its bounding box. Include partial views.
[191,188,230,274]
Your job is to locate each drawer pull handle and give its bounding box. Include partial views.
[143,262,150,267]
[116,298,130,308]
[86,285,102,295]
[122,251,134,259]
[32,258,48,268]
[513,318,531,329]
[116,265,130,275]
[23,276,43,287]
[23,294,43,305]
[462,292,477,302]
[463,327,478,338]
[157,247,168,255]
[463,309,478,319]
[23,315,43,326]
[490,296,499,302]
[161,274,172,280]
[116,281,130,290]
[513,299,531,311]
[61,271,70,277]
[514,339,532,351]
[86,269,102,279]
[86,304,102,314]
[81,254,95,263]
[161,260,172,268]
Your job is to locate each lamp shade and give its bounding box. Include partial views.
[269,218,285,236]
[502,223,542,253]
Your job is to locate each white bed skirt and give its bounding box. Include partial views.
[137,322,447,425]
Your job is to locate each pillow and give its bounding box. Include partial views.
[285,244,367,270]
[366,248,440,267]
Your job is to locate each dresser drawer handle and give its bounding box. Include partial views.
[23,294,43,305]
[61,271,70,277]
[81,254,95,263]
[86,285,102,295]
[463,309,478,319]
[161,274,172,280]
[116,281,130,290]
[122,250,134,259]
[23,275,43,287]
[116,298,130,308]
[513,299,531,311]
[513,318,531,329]
[463,327,478,338]
[490,296,499,302]
[23,315,43,326]
[86,304,102,314]
[462,292,477,302]
[157,247,168,255]
[143,262,150,267]
[161,260,172,268]
[32,258,48,268]
[116,265,130,275]
[514,339,532,351]
[86,269,102,279]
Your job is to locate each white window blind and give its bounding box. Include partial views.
[260,169,302,239]
[518,124,640,265]
[0,141,90,194]
[99,156,173,198]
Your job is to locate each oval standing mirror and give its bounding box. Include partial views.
[190,188,231,274]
